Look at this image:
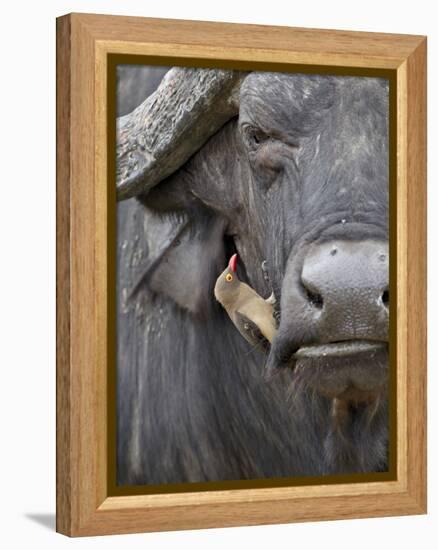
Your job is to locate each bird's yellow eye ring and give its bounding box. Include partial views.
[225,273,233,282]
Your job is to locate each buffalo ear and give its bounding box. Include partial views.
[147,212,227,317]
[123,200,227,317]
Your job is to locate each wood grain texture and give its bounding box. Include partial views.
[56,14,72,536]
[56,13,427,537]
[75,12,422,68]
[405,39,427,509]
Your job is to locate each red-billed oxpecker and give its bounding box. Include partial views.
[214,254,277,350]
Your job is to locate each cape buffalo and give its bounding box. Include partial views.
[116,67,389,486]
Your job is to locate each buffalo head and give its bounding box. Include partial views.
[117,67,389,411]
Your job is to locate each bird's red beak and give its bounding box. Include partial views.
[228,253,238,272]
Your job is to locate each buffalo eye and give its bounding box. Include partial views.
[241,124,269,152]
[241,123,299,189]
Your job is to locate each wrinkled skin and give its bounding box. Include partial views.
[117,71,389,485]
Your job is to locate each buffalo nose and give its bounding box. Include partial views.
[301,239,389,341]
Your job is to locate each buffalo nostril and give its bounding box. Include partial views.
[381,288,389,308]
[303,284,324,309]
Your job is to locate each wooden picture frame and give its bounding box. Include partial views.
[56,13,427,537]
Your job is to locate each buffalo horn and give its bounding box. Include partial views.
[116,67,245,200]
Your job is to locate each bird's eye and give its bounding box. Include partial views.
[225,273,233,282]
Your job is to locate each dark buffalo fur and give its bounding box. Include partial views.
[117,72,389,485]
